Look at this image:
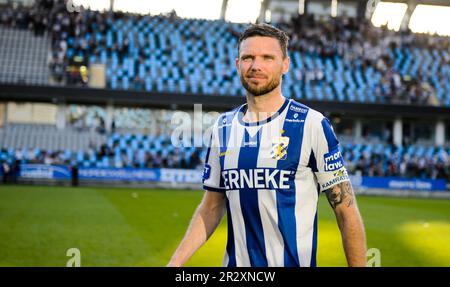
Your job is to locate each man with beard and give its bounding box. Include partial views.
[168,24,366,267]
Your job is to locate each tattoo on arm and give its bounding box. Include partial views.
[324,181,354,209]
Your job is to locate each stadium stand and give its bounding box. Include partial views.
[0,131,204,170]
[1,134,448,179]
[0,123,106,151]
[0,102,448,179]
[341,142,449,179]
[0,27,50,85]
[0,1,448,184]
[1,2,449,106]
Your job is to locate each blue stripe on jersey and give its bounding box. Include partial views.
[204,133,212,164]
[321,118,338,150]
[276,101,309,267]
[225,200,236,267]
[218,112,236,187]
[203,133,213,187]
[237,128,268,267]
[203,185,225,193]
[310,211,318,267]
[307,149,318,172]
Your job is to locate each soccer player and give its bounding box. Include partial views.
[168,24,366,267]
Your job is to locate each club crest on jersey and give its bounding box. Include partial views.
[271,136,289,160]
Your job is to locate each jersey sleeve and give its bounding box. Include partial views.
[311,117,350,192]
[202,119,225,193]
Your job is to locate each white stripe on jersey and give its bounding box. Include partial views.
[293,109,323,266]
[226,189,251,266]
[257,189,284,267]
[256,117,287,266]
[222,116,249,266]
[223,118,244,170]
[294,168,318,266]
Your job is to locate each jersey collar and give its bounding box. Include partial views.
[237,98,290,127]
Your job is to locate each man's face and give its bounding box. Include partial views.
[236,36,290,97]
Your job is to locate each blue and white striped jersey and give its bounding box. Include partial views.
[202,98,350,267]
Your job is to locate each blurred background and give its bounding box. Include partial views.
[0,0,449,267]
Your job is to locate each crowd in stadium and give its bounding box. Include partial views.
[1,121,449,180]
[0,143,204,170]
[279,14,449,105]
[343,146,448,179]
[1,107,449,180]
[1,145,450,179]
[1,1,450,106]
[51,8,450,105]
[0,1,449,181]
[0,0,51,35]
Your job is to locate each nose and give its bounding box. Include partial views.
[250,57,263,71]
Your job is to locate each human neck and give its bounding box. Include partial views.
[244,89,286,123]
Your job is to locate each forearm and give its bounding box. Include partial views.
[337,206,367,267]
[168,194,225,266]
[325,181,367,267]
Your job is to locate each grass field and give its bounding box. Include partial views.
[1,185,450,267]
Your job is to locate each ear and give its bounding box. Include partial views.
[282,56,290,75]
[235,57,240,75]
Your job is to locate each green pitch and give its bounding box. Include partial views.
[0,185,449,267]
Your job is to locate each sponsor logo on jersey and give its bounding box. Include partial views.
[218,115,233,128]
[324,148,345,171]
[289,105,308,114]
[203,164,211,181]
[333,169,346,177]
[221,168,292,190]
[218,122,232,128]
[321,168,349,190]
[219,150,231,157]
[243,140,258,147]
[285,118,305,123]
[285,111,305,123]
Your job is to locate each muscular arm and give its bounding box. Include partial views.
[324,181,367,267]
[167,191,226,267]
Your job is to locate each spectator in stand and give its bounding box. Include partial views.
[1,2,449,106]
